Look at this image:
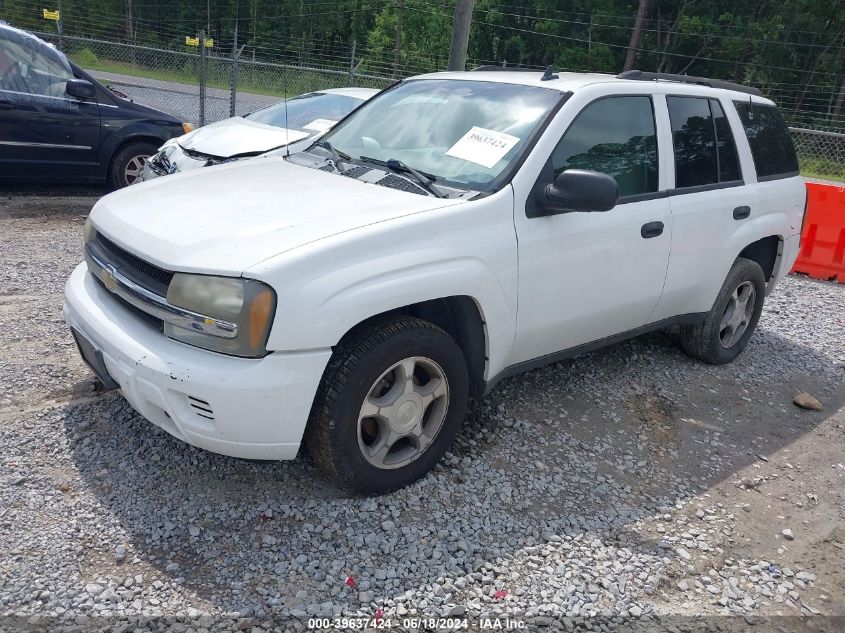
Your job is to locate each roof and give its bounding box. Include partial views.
[408,69,774,103]
[319,87,381,100]
[411,70,616,93]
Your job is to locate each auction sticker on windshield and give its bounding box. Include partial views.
[304,119,338,132]
[446,126,520,169]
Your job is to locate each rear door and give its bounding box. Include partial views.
[648,94,758,322]
[0,31,100,179]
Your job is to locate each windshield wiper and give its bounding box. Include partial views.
[314,140,350,171]
[359,155,446,198]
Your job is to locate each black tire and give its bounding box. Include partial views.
[305,316,469,494]
[680,257,766,365]
[107,141,159,189]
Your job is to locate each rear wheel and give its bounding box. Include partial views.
[680,257,766,364]
[305,316,469,494]
[108,141,158,189]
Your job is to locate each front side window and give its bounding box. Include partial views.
[0,30,73,97]
[550,96,658,197]
[320,79,564,191]
[246,92,365,140]
[734,101,799,179]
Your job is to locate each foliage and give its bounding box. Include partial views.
[2,0,843,127]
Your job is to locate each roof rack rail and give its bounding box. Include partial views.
[617,70,763,97]
[471,65,540,72]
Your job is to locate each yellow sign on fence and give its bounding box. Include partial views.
[42,9,60,20]
[185,36,214,48]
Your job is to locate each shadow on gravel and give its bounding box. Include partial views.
[0,183,107,219]
[61,326,845,614]
[0,182,109,198]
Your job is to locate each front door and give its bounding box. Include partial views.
[0,31,100,179]
[511,94,672,365]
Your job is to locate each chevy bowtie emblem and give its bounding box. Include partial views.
[102,267,118,292]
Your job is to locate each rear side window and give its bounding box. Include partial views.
[733,101,799,179]
[711,100,742,182]
[550,95,658,197]
[667,97,717,188]
[667,96,743,188]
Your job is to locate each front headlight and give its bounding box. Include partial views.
[164,274,276,357]
[83,218,94,244]
[158,137,179,152]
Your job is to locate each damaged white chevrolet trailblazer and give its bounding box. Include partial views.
[65,68,806,493]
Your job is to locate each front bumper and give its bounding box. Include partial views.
[63,262,332,460]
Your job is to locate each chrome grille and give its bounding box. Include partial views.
[90,231,174,296]
[84,238,239,340]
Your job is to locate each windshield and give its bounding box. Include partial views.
[319,79,563,190]
[246,92,364,138]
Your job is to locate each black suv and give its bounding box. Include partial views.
[0,24,189,188]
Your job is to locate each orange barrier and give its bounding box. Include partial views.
[791,182,845,283]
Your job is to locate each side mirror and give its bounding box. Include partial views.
[538,169,619,214]
[66,79,96,100]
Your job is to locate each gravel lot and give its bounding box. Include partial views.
[1,190,844,632]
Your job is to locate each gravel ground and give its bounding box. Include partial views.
[0,194,844,632]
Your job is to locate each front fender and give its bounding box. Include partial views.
[99,119,179,170]
[251,190,519,379]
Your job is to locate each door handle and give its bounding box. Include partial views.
[641,221,664,239]
[733,206,751,220]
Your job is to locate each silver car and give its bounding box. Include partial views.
[142,87,378,181]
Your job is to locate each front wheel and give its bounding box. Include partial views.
[680,257,766,364]
[305,317,469,494]
[108,141,159,189]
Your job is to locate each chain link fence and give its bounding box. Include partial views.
[25,32,845,184]
[34,32,394,126]
[790,127,845,184]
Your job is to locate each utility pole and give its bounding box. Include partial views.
[126,0,135,65]
[125,0,134,40]
[447,0,474,71]
[348,38,357,86]
[392,0,404,79]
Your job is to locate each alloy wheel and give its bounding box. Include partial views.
[124,155,148,185]
[357,356,449,469]
[719,280,756,348]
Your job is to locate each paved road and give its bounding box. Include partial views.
[87,70,280,125]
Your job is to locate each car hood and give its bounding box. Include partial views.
[178,117,309,157]
[90,158,462,276]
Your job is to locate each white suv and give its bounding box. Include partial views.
[64,69,806,493]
